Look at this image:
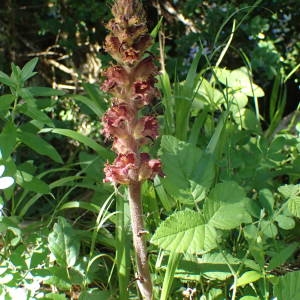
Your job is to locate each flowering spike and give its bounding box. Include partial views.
[101,1,162,298]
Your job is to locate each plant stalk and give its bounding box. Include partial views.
[128,181,153,300]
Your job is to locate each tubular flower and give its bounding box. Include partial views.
[101,0,163,185]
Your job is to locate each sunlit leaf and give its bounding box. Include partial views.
[274,270,300,300]
[151,209,217,254]
[48,217,80,268]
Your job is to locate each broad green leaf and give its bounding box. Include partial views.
[275,214,295,230]
[278,184,299,199]
[40,128,113,160]
[48,217,80,268]
[239,296,259,300]
[27,86,65,97]
[21,57,38,81]
[267,242,298,271]
[159,135,215,204]
[236,271,262,287]
[194,77,224,109]
[287,196,300,218]
[260,220,278,238]
[204,182,252,230]
[151,209,217,254]
[274,270,300,300]
[17,130,63,163]
[214,67,264,97]
[0,94,15,111]
[177,252,241,281]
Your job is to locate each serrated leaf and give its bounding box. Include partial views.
[236,271,262,287]
[288,196,300,218]
[274,270,300,300]
[151,209,217,254]
[48,217,80,267]
[17,130,63,163]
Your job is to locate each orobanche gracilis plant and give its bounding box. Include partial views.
[100,0,163,298]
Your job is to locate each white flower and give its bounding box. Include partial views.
[0,165,14,190]
[0,150,14,190]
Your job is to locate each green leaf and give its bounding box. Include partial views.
[17,130,63,163]
[288,196,300,218]
[275,214,295,230]
[259,189,274,215]
[278,184,299,199]
[40,128,114,160]
[214,67,264,97]
[267,242,298,271]
[45,266,72,289]
[79,290,113,300]
[151,209,217,254]
[274,270,300,300]
[72,94,104,117]
[27,86,65,97]
[18,92,54,126]
[236,271,262,287]
[21,57,38,81]
[48,217,80,268]
[0,121,17,159]
[159,135,214,204]
[239,296,259,300]
[0,94,15,111]
[260,220,278,238]
[16,170,50,194]
[204,181,252,230]
[0,70,16,87]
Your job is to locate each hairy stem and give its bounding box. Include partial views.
[128,181,153,299]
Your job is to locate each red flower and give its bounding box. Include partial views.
[133,56,159,80]
[102,104,134,139]
[133,79,159,107]
[134,116,159,145]
[101,65,129,95]
[138,153,163,181]
[103,153,137,184]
